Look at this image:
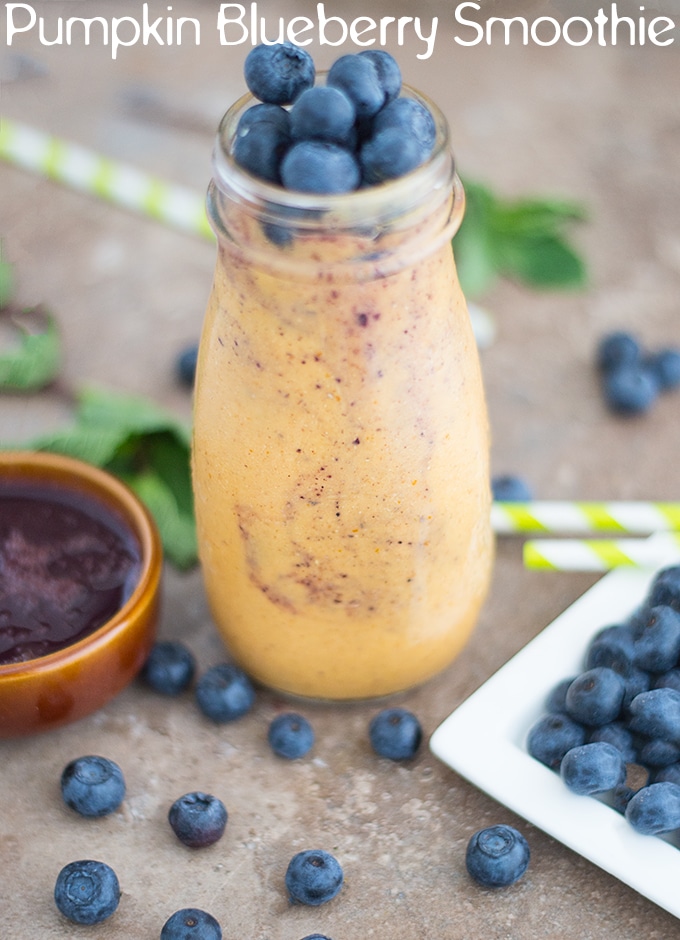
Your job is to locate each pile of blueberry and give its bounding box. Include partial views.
[232,43,436,194]
[527,564,680,836]
[597,330,680,416]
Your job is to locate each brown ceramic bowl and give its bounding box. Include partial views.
[0,451,162,736]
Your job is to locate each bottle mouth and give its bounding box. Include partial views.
[210,81,463,237]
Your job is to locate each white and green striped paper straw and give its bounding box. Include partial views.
[523,534,680,571]
[0,117,213,241]
[492,501,680,536]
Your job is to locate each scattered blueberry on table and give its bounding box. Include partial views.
[176,342,199,388]
[141,640,196,696]
[54,859,121,925]
[491,474,534,502]
[285,849,344,906]
[160,907,223,940]
[596,329,680,416]
[267,712,315,759]
[60,755,126,818]
[369,706,422,760]
[195,662,256,722]
[168,792,228,848]
[465,825,530,888]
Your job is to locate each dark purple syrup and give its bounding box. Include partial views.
[0,480,141,665]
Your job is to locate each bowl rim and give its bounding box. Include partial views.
[0,450,163,676]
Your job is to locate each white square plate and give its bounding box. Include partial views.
[430,553,680,918]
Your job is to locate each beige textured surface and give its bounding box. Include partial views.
[2,1,680,937]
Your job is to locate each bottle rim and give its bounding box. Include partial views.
[209,81,463,236]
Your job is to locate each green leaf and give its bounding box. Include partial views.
[77,385,191,445]
[0,255,13,309]
[453,182,500,297]
[23,424,127,466]
[125,470,197,570]
[496,231,588,289]
[0,311,61,391]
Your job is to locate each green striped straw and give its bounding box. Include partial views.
[523,534,680,571]
[0,117,214,241]
[492,500,680,536]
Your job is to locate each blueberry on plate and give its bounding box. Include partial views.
[281,141,360,195]
[195,663,255,722]
[526,713,587,770]
[647,565,680,612]
[160,907,222,940]
[141,640,195,696]
[560,741,626,795]
[465,824,530,888]
[625,781,680,834]
[268,712,315,759]
[289,86,356,145]
[244,42,315,105]
[602,363,659,415]
[596,330,641,372]
[564,667,626,727]
[491,474,533,503]
[54,859,120,925]
[358,49,402,103]
[632,605,680,673]
[585,623,636,676]
[327,53,385,119]
[233,120,290,184]
[285,849,343,906]
[638,737,680,769]
[628,687,680,741]
[369,707,422,760]
[168,792,228,848]
[176,343,199,388]
[588,721,637,764]
[60,755,125,818]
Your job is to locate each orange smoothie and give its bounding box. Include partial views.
[192,89,493,700]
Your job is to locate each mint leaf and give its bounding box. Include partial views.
[125,470,197,570]
[0,255,13,309]
[0,310,61,391]
[453,182,499,297]
[496,231,587,289]
[78,385,191,445]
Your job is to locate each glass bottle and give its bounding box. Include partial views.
[192,85,493,700]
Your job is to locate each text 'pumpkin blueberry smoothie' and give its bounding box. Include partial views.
[192,44,493,700]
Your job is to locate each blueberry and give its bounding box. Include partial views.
[360,128,431,185]
[638,737,680,768]
[60,755,125,818]
[141,640,195,696]
[358,50,401,103]
[54,859,120,925]
[628,688,680,741]
[645,347,680,391]
[168,792,228,848]
[176,343,199,388]
[327,53,384,119]
[625,781,680,834]
[289,86,356,145]
[285,849,344,906]
[465,825,530,888]
[647,565,680,612]
[233,120,290,184]
[268,712,315,759]
[299,936,333,940]
[244,42,315,105]
[527,713,587,770]
[370,97,437,154]
[564,667,626,727]
[632,605,680,673]
[369,707,422,760]
[560,742,626,795]
[491,474,533,503]
[195,663,255,722]
[545,677,576,714]
[621,665,652,711]
[588,721,637,764]
[602,363,659,415]
[585,624,636,676]
[281,141,360,194]
[596,331,641,372]
[652,762,680,786]
[161,908,222,940]
[654,669,680,694]
[236,102,291,137]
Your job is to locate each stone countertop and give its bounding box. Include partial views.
[2,1,680,937]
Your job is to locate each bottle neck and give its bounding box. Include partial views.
[207,84,464,282]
